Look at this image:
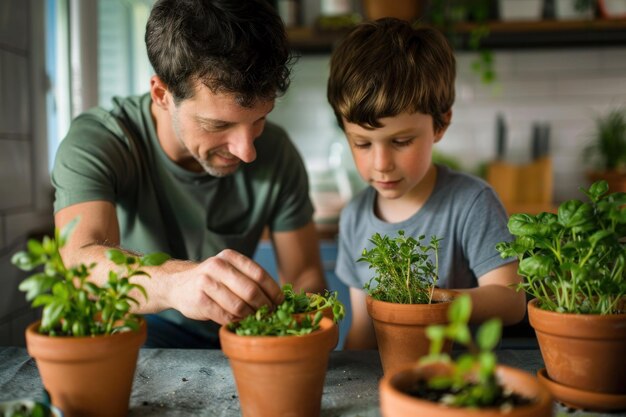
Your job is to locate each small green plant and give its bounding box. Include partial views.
[11,219,170,336]
[358,230,441,304]
[418,294,510,408]
[496,180,626,314]
[2,401,52,417]
[583,108,626,172]
[229,284,345,336]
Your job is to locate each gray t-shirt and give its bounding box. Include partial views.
[335,165,514,291]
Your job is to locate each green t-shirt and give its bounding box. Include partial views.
[52,93,314,339]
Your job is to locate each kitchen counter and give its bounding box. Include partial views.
[1,347,623,416]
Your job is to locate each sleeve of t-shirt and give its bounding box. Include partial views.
[267,127,315,232]
[51,111,132,213]
[461,187,516,279]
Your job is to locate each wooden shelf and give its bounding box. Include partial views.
[287,19,626,53]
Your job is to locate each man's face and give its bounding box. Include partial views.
[167,83,274,176]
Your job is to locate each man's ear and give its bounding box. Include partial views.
[150,75,170,109]
[434,110,453,143]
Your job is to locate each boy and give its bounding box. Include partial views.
[327,18,525,350]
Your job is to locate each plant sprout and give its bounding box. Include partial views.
[12,218,170,336]
[358,230,441,304]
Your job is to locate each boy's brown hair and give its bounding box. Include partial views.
[327,18,455,132]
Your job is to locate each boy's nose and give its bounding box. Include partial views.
[373,147,394,172]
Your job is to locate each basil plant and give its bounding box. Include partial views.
[496,180,626,314]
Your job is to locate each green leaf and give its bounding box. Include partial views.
[106,249,127,265]
[141,252,171,266]
[59,218,79,247]
[447,294,471,324]
[476,318,502,351]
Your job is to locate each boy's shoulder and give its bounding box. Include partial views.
[435,164,493,197]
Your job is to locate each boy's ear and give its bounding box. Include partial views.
[434,110,453,143]
[150,75,171,110]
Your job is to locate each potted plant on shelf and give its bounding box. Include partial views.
[496,180,626,411]
[583,107,626,192]
[219,285,345,417]
[11,219,170,417]
[379,294,553,416]
[358,230,457,374]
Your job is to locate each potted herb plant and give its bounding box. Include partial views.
[496,180,626,411]
[219,285,345,417]
[11,219,170,417]
[379,294,553,416]
[584,107,626,192]
[358,230,457,374]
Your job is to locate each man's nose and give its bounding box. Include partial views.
[228,128,257,163]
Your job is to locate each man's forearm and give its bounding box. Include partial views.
[60,243,195,314]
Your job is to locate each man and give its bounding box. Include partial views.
[51,0,326,348]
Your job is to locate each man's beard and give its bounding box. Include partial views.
[196,157,240,177]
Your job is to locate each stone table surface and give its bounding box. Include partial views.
[0,347,623,417]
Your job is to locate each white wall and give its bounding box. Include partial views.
[268,48,626,204]
[0,0,54,346]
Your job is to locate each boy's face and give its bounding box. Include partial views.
[343,111,449,202]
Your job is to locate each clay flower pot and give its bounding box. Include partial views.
[25,319,147,417]
[366,289,457,374]
[379,362,554,417]
[528,298,626,396]
[220,317,338,417]
[361,0,423,21]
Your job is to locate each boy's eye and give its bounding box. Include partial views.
[393,138,414,147]
[352,142,371,149]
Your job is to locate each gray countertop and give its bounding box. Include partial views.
[0,347,623,417]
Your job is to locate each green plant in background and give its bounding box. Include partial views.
[419,294,505,407]
[11,219,170,336]
[358,230,441,304]
[229,284,345,336]
[427,0,495,84]
[496,180,626,314]
[583,107,626,172]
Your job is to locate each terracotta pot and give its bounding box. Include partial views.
[380,362,554,417]
[528,298,626,395]
[366,289,456,374]
[220,317,338,417]
[25,319,147,417]
[361,0,423,22]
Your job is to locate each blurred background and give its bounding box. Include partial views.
[1,0,625,346]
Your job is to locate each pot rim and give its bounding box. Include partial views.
[380,362,553,415]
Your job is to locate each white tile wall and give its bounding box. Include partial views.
[269,47,626,203]
[0,0,51,346]
[0,140,32,211]
[0,50,30,134]
[0,0,28,52]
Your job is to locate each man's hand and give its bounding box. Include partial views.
[166,249,283,324]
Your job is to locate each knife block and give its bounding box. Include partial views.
[486,157,555,215]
